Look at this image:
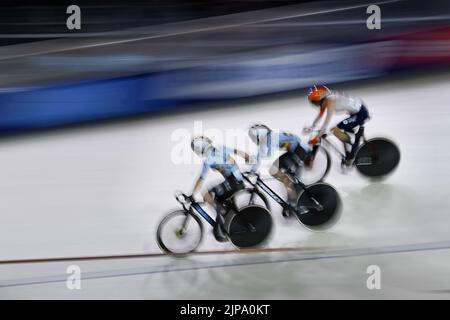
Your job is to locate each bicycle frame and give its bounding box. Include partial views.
[176,194,216,227]
[314,126,366,159]
[191,203,216,227]
[177,193,239,228]
[243,174,310,215]
[319,136,345,158]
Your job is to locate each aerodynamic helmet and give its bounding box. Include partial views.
[248,124,271,145]
[308,84,331,106]
[191,135,213,156]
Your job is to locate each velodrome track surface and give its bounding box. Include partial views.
[1,70,450,299]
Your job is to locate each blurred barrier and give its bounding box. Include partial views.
[0,21,449,132]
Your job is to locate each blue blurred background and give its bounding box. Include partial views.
[0,0,449,133]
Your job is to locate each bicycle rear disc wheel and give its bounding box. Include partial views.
[355,138,400,178]
[297,146,331,185]
[226,205,273,248]
[156,210,203,254]
[296,183,341,230]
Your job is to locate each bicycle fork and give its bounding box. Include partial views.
[175,211,192,238]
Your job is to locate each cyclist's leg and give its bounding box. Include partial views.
[203,190,215,207]
[346,106,370,159]
[332,126,352,144]
[270,153,296,184]
[334,113,360,160]
[208,176,244,217]
[207,182,228,241]
[334,106,370,164]
[210,176,245,241]
[350,106,369,149]
[293,142,313,167]
[207,182,227,216]
[270,154,298,215]
[218,176,245,204]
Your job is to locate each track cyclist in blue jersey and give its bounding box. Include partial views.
[306,85,370,166]
[190,136,251,242]
[248,124,313,217]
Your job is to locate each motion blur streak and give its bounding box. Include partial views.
[0,0,450,299]
[0,0,449,132]
[1,70,450,298]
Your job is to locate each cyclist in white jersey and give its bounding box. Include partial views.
[306,85,370,165]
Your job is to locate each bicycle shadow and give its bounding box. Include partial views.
[140,256,210,299]
[141,182,450,299]
[297,181,448,249]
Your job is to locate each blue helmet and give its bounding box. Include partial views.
[248,124,271,144]
[191,136,213,156]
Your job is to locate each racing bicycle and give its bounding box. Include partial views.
[299,125,400,184]
[156,191,273,254]
[243,169,341,231]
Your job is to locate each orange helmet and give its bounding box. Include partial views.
[308,85,331,105]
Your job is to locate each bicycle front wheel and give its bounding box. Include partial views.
[156,210,203,254]
[296,146,331,185]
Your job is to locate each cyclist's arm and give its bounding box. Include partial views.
[317,102,335,137]
[192,163,208,194]
[192,177,203,195]
[247,146,263,173]
[311,105,327,128]
[232,148,250,163]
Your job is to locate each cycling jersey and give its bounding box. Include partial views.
[327,92,363,115]
[199,145,243,181]
[253,131,310,171]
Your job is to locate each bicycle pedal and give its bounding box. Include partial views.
[347,157,355,166]
[213,222,228,242]
[282,208,291,218]
[213,229,228,242]
[213,234,228,242]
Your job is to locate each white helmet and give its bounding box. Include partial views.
[191,136,213,156]
[248,124,270,144]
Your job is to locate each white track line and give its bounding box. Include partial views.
[1,239,450,289]
[1,14,448,38]
[0,0,403,61]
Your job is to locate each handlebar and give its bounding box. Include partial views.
[174,191,193,205]
[303,128,332,146]
[305,128,329,137]
[242,171,262,187]
[243,170,259,176]
[242,170,261,180]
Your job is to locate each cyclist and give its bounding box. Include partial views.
[306,84,370,166]
[190,135,250,242]
[248,124,312,217]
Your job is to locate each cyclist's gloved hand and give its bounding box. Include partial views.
[249,163,259,174]
[246,155,257,172]
[303,126,313,134]
[309,136,319,145]
[248,155,257,165]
